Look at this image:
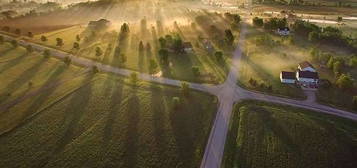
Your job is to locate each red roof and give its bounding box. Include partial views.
[298,61,314,69]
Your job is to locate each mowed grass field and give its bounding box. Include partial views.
[0,44,218,167]
[223,101,357,168]
[239,26,306,99]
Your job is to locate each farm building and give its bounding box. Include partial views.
[298,61,316,72]
[280,71,296,84]
[296,70,319,84]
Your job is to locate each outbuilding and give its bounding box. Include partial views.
[280,71,296,84]
[296,70,319,84]
[298,61,316,72]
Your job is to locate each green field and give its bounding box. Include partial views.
[0,45,217,167]
[223,101,357,168]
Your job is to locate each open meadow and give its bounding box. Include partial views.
[0,41,218,168]
[223,101,357,168]
[0,1,242,84]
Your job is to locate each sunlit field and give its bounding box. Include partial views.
[1,0,241,83]
[0,43,217,168]
[223,101,357,168]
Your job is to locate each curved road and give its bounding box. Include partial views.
[1,24,357,168]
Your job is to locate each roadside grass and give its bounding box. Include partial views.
[0,73,217,168]
[239,26,306,99]
[223,100,357,168]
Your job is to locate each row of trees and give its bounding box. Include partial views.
[253,17,287,30]
[293,20,356,50]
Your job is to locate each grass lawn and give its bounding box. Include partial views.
[0,71,217,168]
[239,26,306,99]
[223,100,357,168]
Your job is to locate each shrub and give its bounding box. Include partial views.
[192,66,200,76]
[43,49,51,58]
[172,97,181,110]
[26,45,33,53]
[249,78,257,87]
[215,51,223,62]
[149,59,158,74]
[252,17,263,27]
[0,35,3,44]
[28,32,33,38]
[95,47,103,57]
[73,42,80,49]
[92,66,99,73]
[130,72,139,86]
[180,82,190,97]
[41,35,47,42]
[56,38,63,47]
[64,56,71,65]
[336,74,354,90]
[11,40,18,48]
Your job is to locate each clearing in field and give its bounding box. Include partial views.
[223,101,357,168]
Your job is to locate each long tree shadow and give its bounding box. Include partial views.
[0,51,28,74]
[149,83,169,165]
[0,58,46,104]
[52,75,94,154]
[254,106,301,154]
[102,76,124,148]
[169,96,195,167]
[122,88,140,168]
[19,64,69,121]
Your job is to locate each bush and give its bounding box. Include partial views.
[91,66,99,73]
[11,40,18,48]
[73,42,80,49]
[28,32,33,38]
[43,49,51,58]
[249,78,257,87]
[349,57,357,68]
[130,72,139,86]
[56,38,63,47]
[41,35,47,42]
[64,56,71,65]
[95,47,103,57]
[149,59,158,74]
[180,82,190,97]
[336,74,354,90]
[215,51,223,62]
[172,97,181,110]
[253,17,264,27]
[26,45,33,53]
[192,66,200,76]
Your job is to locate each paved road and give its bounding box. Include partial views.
[1,26,357,168]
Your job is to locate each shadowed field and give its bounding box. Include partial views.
[223,101,357,168]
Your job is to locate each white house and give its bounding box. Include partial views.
[280,71,296,84]
[277,27,290,36]
[298,61,316,72]
[296,70,319,84]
